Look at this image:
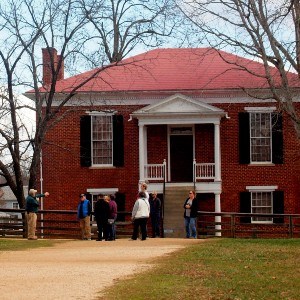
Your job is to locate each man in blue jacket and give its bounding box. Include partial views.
[26,189,49,240]
[77,193,92,240]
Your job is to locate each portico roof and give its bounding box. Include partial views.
[131,94,226,125]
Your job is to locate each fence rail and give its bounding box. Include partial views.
[197,211,300,238]
[2,209,300,239]
[0,208,132,239]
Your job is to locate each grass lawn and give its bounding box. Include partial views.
[100,239,300,300]
[0,238,60,251]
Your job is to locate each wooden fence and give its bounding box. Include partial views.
[0,208,133,239]
[1,209,300,239]
[197,211,300,238]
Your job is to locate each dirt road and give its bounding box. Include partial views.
[0,238,201,300]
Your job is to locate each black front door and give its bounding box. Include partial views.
[170,135,193,182]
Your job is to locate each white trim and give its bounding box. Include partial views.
[167,125,195,182]
[245,107,276,112]
[246,185,278,192]
[25,89,300,106]
[249,111,272,163]
[91,114,113,167]
[86,110,116,116]
[86,188,119,194]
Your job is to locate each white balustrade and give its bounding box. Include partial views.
[144,160,166,181]
[194,162,215,180]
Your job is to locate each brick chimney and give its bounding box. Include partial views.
[42,47,64,85]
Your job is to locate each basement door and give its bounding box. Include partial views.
[169,129,194,182]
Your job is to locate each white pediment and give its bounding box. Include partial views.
[133,94,224,114]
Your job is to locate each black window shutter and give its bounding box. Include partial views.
[239,112,250,164]
[271,113,283,164]
[273,191,284,223]
[85,192,92,201]
[85,192,92,216]
[80,116,92,167]
[240,191,251,223]
[115,192,125,221]
[113,115,124,167]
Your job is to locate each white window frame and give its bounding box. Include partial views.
[246,186,278,224]
[89,112,114,167]
[86,188,119,223]
[245,107,276,165]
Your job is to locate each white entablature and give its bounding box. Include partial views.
[131,93,226,125]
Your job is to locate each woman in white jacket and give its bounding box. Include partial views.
[131,191,150,240]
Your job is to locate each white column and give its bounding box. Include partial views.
[215,193,221,237]
[214,123,221,181]
[143,125,148,167]
[139,123,145,182]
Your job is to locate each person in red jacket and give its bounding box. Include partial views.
[107,194,118,241]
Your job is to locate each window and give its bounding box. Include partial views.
[240,188,284,224]
[250,113,272,162]
[12,203,19,209]
[80,114,124,167]
[239,111,283,164]
[92,115,113,165]
[251,191,272,223]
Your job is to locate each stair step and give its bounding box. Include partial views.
[163,186,193,238]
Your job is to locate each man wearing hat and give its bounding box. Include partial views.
[26,189,50,240]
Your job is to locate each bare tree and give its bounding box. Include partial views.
[0,0,176,208]
[79,0,176,63]
[178,0,300,139]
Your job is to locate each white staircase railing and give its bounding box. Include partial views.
[193,159,215,180]
[144,159,166,181]
[144,159,216,181]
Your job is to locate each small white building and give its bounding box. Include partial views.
[0,186,27,219]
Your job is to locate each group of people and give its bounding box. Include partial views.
[25,183,196,241]
[131,183,162,241]
[131,185,198,240]
[77,193,117,241]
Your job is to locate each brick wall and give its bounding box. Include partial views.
[40,101,300,217]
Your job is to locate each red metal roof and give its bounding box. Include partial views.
[37,48,300,93]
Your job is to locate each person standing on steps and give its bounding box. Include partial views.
[140,182,149,200]
[183,190,198,239]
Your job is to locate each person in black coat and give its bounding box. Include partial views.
[94,194,110,241]
[149,192,161,238]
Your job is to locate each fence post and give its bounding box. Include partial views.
[289,215,293,238]
[230,214,235,238]
[215,194,221,237]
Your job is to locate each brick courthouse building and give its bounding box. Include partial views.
[25,48,300,238]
